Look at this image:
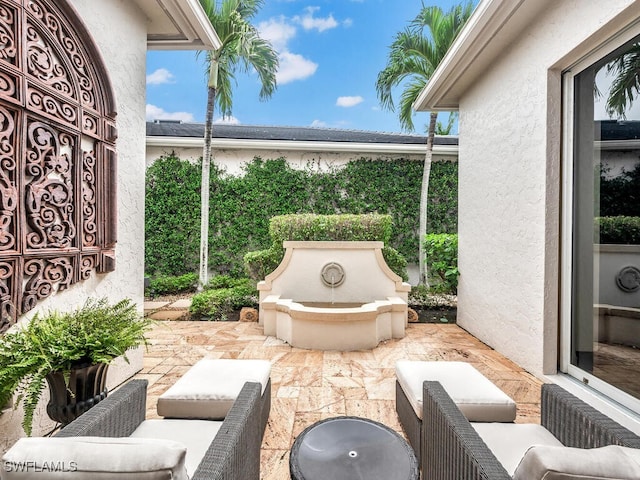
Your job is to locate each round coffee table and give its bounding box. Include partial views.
[289,416,419,480]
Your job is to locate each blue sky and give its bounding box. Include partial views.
[146,0,466,134]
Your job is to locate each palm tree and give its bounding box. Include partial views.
[376,2,473,286]
[198,0,278,288]
[435,112,458,135]
[603,43,640,119]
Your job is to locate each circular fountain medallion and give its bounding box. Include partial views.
[616,266,640,293]
[321,262,345,287]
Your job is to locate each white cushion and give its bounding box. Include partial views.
[395,360,517,421]
[513,445,640,480]
[157,358,271,419]
[131,419,222,477]
[1,436,188,479]
[471,423,563,475]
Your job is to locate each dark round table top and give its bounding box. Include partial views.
[289,416,419,480]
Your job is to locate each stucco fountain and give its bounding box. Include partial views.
[258,241,411,350]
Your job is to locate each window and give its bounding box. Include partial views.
[564,32,640,409]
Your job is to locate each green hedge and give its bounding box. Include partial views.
[424,234,459,294]
[146,273,198,297]
[596,216,640,244]
[189,276,258,320]
[269,213,393,244]
[145,154,203,276]
[244,214,408,280]
[599,164,640,217]
[145,155,457,277]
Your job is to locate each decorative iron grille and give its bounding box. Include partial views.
[0,0,117,332]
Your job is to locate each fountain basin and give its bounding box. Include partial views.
[261,296,407,350]
[258,241,411,350]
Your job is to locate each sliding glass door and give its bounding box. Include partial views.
[566,34,640,406]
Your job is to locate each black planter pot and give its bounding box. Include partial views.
[46,362,109,425]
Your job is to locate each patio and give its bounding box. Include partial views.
[134,319,543,480]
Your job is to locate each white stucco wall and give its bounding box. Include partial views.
[61,0,147,316]
[146,145,448,175]
[1,0,147,450]
[457,0,636,377]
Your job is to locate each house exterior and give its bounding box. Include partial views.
[415,0,640,431]
[0,0,219,449]
[146,121,459,175]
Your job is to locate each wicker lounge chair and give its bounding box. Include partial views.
[53,379,263,480]
[421,381,640,479]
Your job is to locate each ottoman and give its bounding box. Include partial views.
[158,358,272,434]
[395,361,516,462]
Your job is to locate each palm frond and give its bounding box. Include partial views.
[375,2,473,132]
[399,79,429,131]
[198,0,278,116]
[605,44,640,119]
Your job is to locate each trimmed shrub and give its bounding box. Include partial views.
[244,213,408,281]
[424,234,459,294]
[268,213,393,245]
[190,276,258,320]
[596,216,640,244]
[243,247,283,282]
[146,273,198,297]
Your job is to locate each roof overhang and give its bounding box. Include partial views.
[146,136,459,158]
[414,0,552,112]
[132,0,221,50]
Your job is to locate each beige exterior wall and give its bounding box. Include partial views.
[0,0,148,449]
[456,0,636,377]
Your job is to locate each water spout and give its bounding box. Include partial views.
[331,274,335,304]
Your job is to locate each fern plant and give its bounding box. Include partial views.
[0,298,152,435]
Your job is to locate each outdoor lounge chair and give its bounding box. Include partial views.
[2,379,263,480]
[421,381,640,479]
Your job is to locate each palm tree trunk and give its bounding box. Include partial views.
[419,111,438,286]
[199,83,216,290]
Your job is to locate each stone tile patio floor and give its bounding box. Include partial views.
[139,301,543,479]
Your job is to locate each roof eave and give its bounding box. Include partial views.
[414,0,551,111]
[146,136,459,157]
[134,0,222,51]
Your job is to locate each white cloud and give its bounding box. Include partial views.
[258,16,296,52]
[310,120,328,128]
[336,96,364,107]
[213,115,240,125]
[277,51,318,84]
[146,68,174,85]
[146,104,195,122]
[294,6,338,32]
[343,18,353,28]
[258,7,348,85]
[257,15,317,85]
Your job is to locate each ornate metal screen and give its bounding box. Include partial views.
[0,0,117,332]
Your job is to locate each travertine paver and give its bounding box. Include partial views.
[135,321,543,480]
[168,298,192,309]
[143,301,170,311]
[148,310,188,321]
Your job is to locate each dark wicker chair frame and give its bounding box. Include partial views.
[396,379,424,463]
[55,379,267,480]
[420,381,640,479]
